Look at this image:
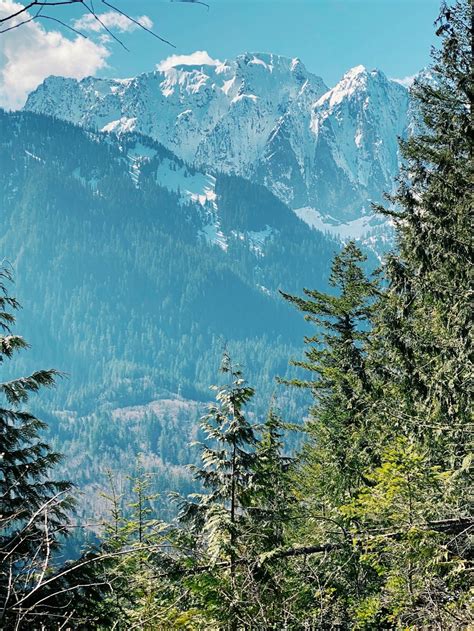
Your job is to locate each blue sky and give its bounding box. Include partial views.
[0,0,442,109]
[104,0,441,86]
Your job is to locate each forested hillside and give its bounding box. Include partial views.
[0,110,339,515]
[0,0,472,629]
[0,109,339,407]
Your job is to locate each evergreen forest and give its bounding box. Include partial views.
[0,1,472,629]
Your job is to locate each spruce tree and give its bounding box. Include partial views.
[170,356,303,629]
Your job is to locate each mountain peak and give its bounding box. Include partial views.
[154,51,310,80]
[235,52,304,71]
[341,65,390,87]
[24,52,411,224]
[316,65,398,111]
[339,65,394,88]
[232,52,313,86]
[344,64,368,78]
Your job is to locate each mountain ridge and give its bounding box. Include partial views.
[24,52,412,233]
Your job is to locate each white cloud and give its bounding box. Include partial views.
[0,1,110,109]
[157,51,221,72]
[73,11,153,34]
[392,74,416,88]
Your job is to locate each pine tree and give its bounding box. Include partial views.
[168,356,303,629]
[239,410,300,628]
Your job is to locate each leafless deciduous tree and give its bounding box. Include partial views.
[0,494,173,628]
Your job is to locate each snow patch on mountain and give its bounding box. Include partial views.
[24,52,414,236]
[24,149,44,163]
[294,206,385,240]
[200,221,228,251]
[247,226,273,257]
[151,156,225,247]
[154,158,216,205]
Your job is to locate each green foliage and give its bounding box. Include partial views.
[174,354,258,627]
[373,0,473,461]
[1,2,472,628]
[0,271,112,630]
[344,439,470,629]
[0,266,74,627]
[278,3,473,628]
[282,242,379,509]
[92,466,186,630]
[162,356,303,629]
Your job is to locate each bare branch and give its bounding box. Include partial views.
[101,0,176,48]
[0,0,189,49]
[37,14,89,38]
[82,0,129,51]
[0,1,82,25]
[0,16,35,34]
[172,0,209,9]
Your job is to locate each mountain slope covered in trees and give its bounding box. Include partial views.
[1,1,472,628]
[0,109,338,515]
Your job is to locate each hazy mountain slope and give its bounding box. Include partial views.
[0,109,338,409]
[1,108,342,519]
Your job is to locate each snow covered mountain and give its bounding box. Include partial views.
[24,52,411,234]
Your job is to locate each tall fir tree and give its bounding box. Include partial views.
[281,241,380,506]
[374,0,472,463]
[247,409,293,553]
[280,242,382,626]
[281,3,473,626]
[174,353,257,629]
[170,356,304,629]
[352,1,474,625]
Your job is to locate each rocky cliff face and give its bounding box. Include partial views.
[24,52,410,230]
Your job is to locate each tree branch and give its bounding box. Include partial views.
[0,0,183,49]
